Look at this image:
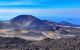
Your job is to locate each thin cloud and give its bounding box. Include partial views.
[0,1,36,5]
[0,9,80,17]
[0,0,80,8]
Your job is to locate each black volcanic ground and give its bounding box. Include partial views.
[0,37,80,50]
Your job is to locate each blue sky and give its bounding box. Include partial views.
[0,0,80,24]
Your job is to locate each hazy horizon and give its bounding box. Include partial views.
[0,0,80,25]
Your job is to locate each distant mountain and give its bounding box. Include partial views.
[0,21,11,29]
[43,20,59,27]
[11,15,37,25]
[43,20,80,27]
[0,21,3,22]
[10,15,53,31]
[59,21,80,27]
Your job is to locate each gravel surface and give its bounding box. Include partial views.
[0,37,80,50]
